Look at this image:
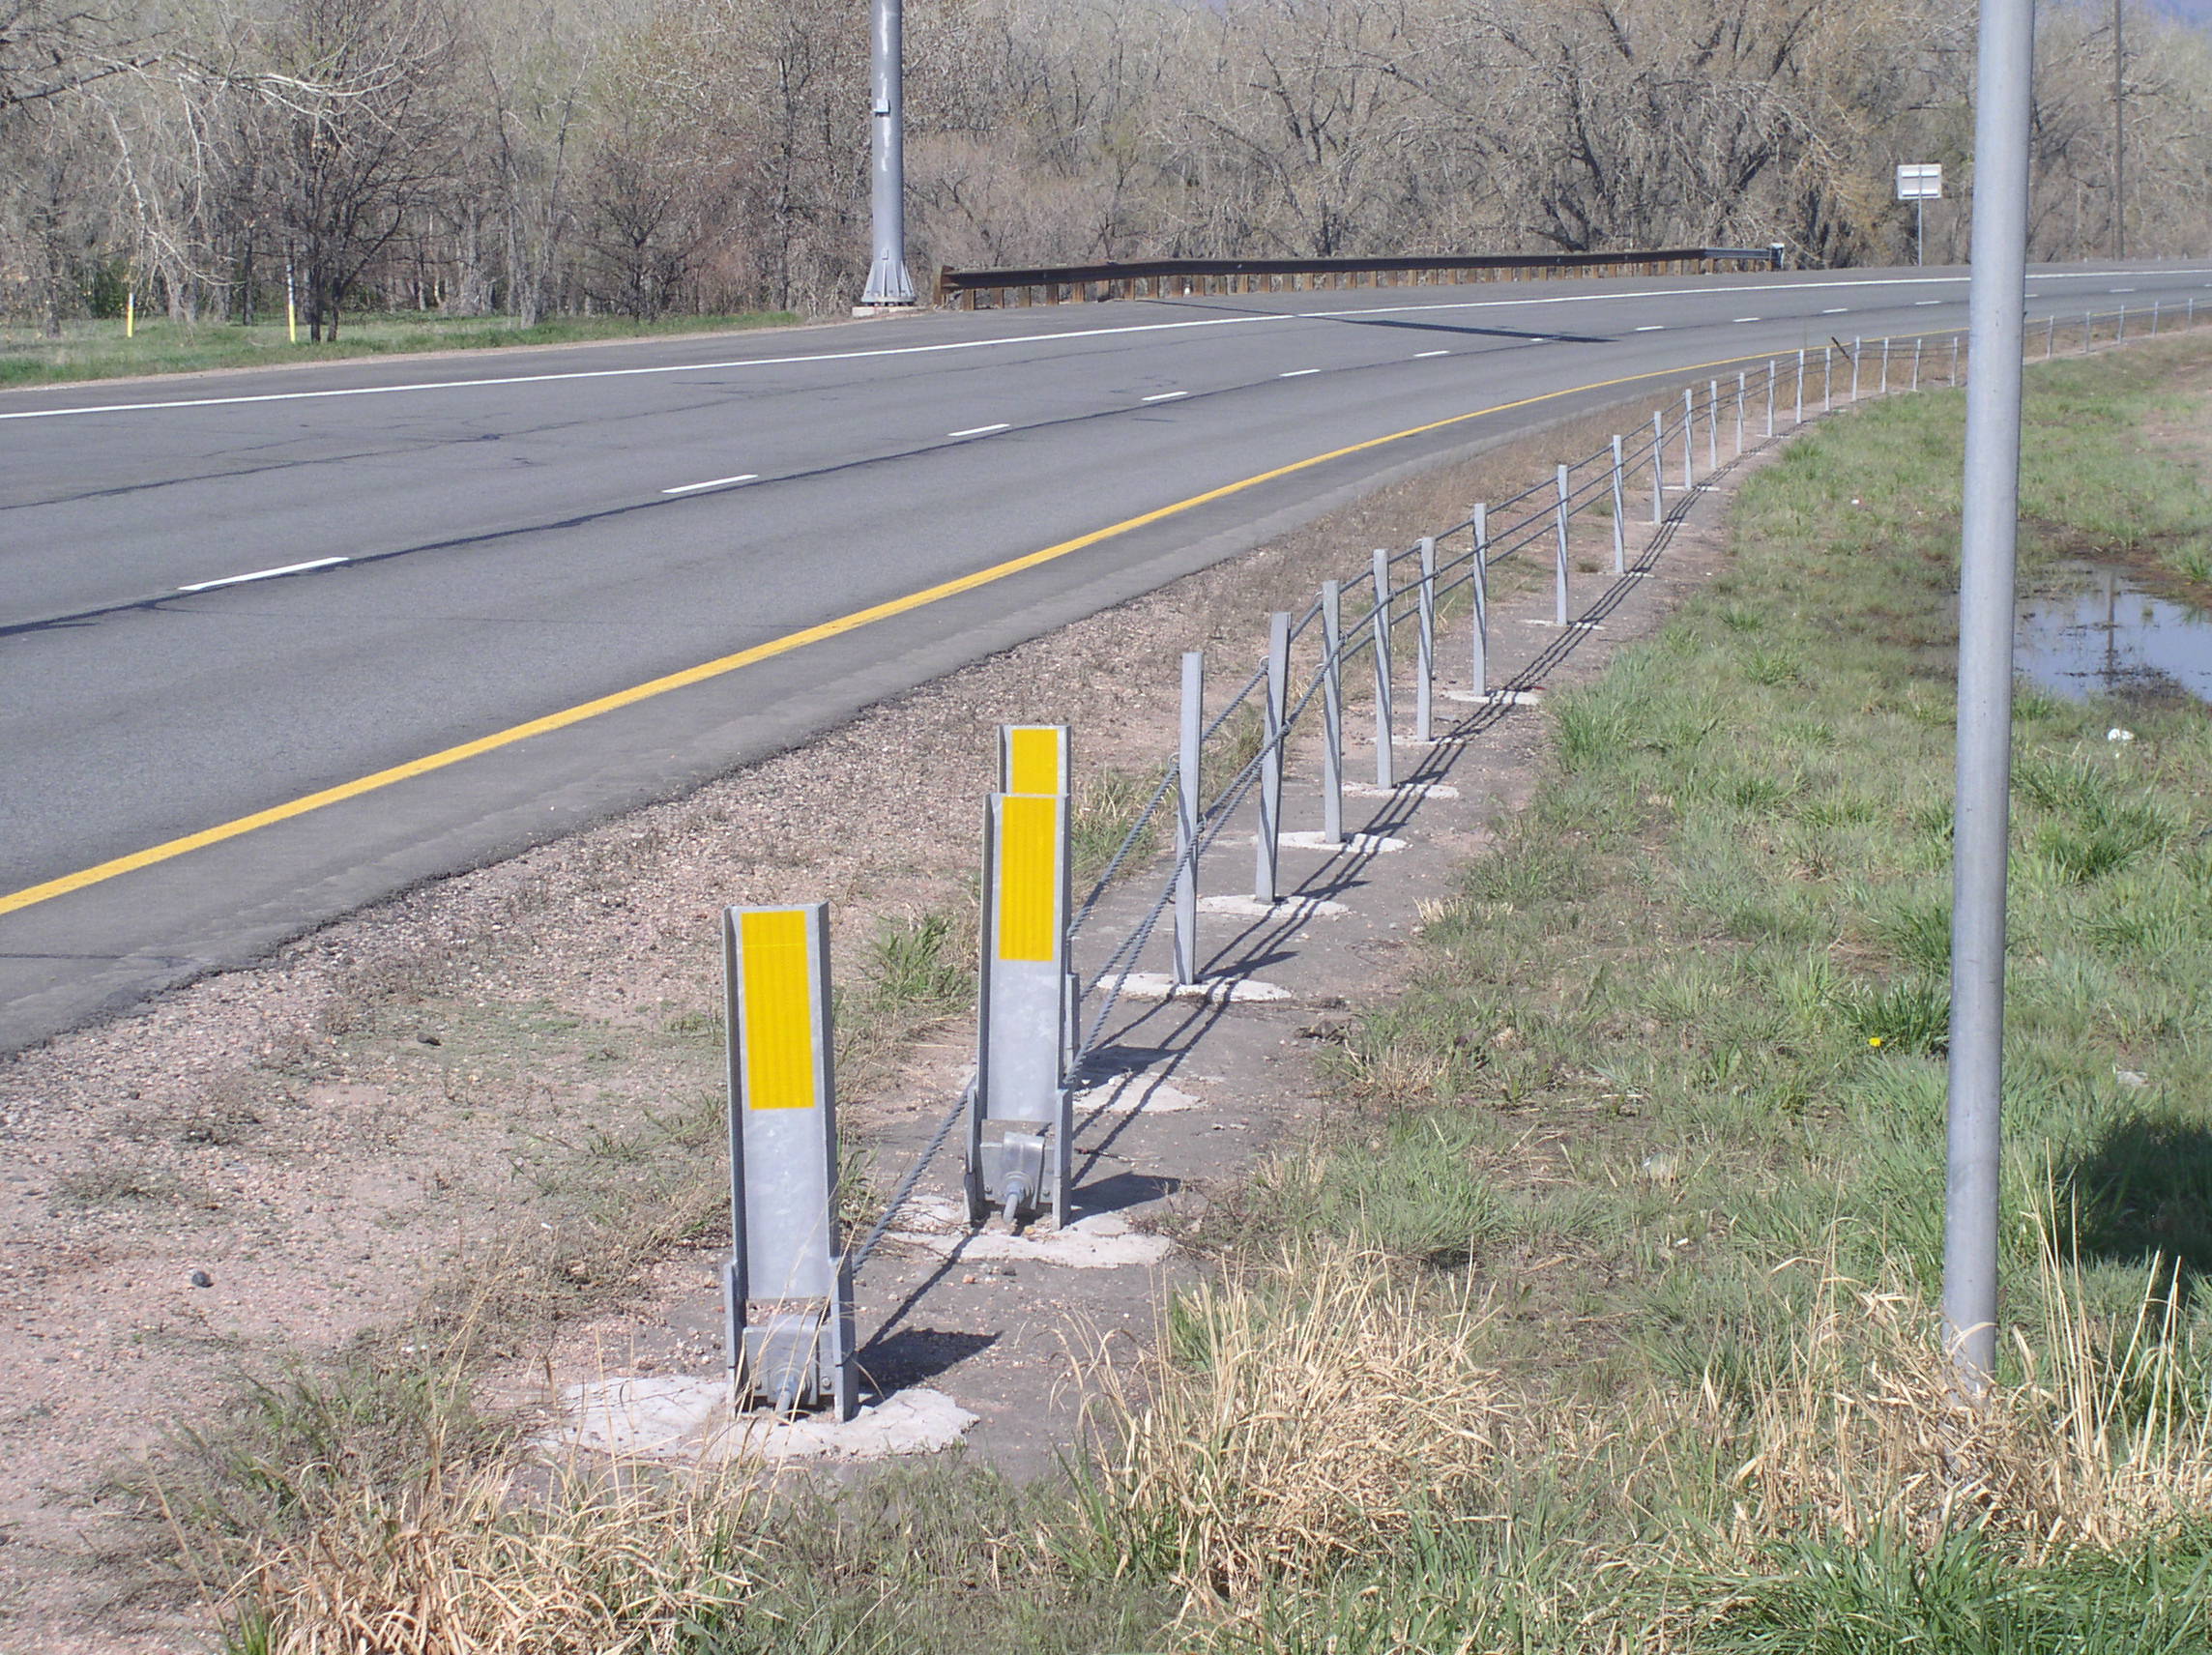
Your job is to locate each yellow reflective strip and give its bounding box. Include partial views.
[996,796,1060,963]
[1007,727,1063,797]
[739,910,817,1110]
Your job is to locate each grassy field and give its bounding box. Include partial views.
[190,336,2212,1654]
[0,308,801,389]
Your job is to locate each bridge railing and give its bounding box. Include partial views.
[933,246,1786,308]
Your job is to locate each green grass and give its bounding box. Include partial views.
[0,307,800,388]
[1133,334,2212,1649]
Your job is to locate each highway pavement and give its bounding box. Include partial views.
[5,260,2209,1051]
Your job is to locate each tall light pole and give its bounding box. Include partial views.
[2112,0,2126,260]
[1944,0,2035,1394]
[860,0,915,308]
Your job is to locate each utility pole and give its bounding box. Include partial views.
[859,0,915,308]
[2112,0,2126,261]
[1945,0,2034,1395]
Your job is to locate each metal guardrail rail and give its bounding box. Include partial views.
[935,245,1787,308]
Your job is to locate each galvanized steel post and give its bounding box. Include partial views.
[1552,464,1572,624]
[1470,507,1490,699]
[1256,614,1290,903]
[1880,336,1890,393]
[1851,338,1863,400]
[1708,380,1721,471]
[1911,337,1923,392]
[859,0,915,306]
[1321,581,1345,844]
[1822,345,1832,410]
[1371,549,1396,789]
[1414,537,1437,743]
[972,774,1074,1228]
[1681,390,1696,490]
[723,902,856,1420]
[1734,373,1747,453]
[1609,436,1627,573]
[1945,0,2033,1397]
[1794,348,1805,423]
[1765,360,1776,436]
[1174,652,1202,985]
[1650,411,1666,521]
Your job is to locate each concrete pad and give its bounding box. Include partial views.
[1110,971,1295,1003]
[1198,892,1349,918]
[1344,780,1460,798]
[546,1376,977,1463]
[1075,1070,1208,1113]
[1277,830,1406,854]
[1441,688,1543,706]
[888,1212,1174,1269]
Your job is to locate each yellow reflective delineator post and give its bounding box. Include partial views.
[722,902,854,1419]
[969,728,1074,1227]
[1000,724,1070,798]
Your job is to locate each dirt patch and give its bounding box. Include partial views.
[0,374,1777,1652]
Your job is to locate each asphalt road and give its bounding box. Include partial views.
[5,260,2209,1051]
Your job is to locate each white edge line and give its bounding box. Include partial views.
[178,556,349,593]
[10,266,2210,422]
[947,421,1011,438]
[1140,390,1188,402]
[1278,367,1320,377]
[1413,349,1450,358]
[660,473,758,495]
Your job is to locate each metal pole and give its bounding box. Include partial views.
[1553,465,1572,624]
[1851,338,1863,401]
[1708,380,1721,470]
[1765,361,1776,436]
[2151,300,2160,335]
[859,0,916,306]
[2113,0,2126,261]
[2046,313,2055,359]
[1881,336,1891,392]
[1256,613,1290,905]
[1951,334,1962,383]
[2117,305,2127,342]
[1912,337,1923,392]
[1651,411,1666,520]
[1414,537,1437,742]
[1470,506,1490,694]
[1321,581,1344,844]
[1174,652,1203,984]
[2083,311,2092,353]
[1609,436,1627,573]
[1822,346,1832,411]
[1734,374,1746,454]
[1794,348,1805,423]
[1945,0,2033,1397]
[1372,549,1395,789]
[1681,391,1696,491]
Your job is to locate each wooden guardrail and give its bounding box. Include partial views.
[934,246,1786,309]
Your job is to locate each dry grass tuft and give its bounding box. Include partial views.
[1084,1240,1512,1610]
[228,1466,762,1655]
[1719,1242,2212,1564]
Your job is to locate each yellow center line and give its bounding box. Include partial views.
[0,344,1782,918]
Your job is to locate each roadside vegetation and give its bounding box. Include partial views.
[0,309,800,390]
[175,337,2212,1653]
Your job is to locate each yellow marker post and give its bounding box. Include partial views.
[125,290,134,339]
[721,902,853,1418]
[999,724,1069,798]
[970,749,1073,1227]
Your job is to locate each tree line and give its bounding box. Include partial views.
[3,0,2208,335]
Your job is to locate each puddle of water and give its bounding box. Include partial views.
[2016,566,2212,707]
